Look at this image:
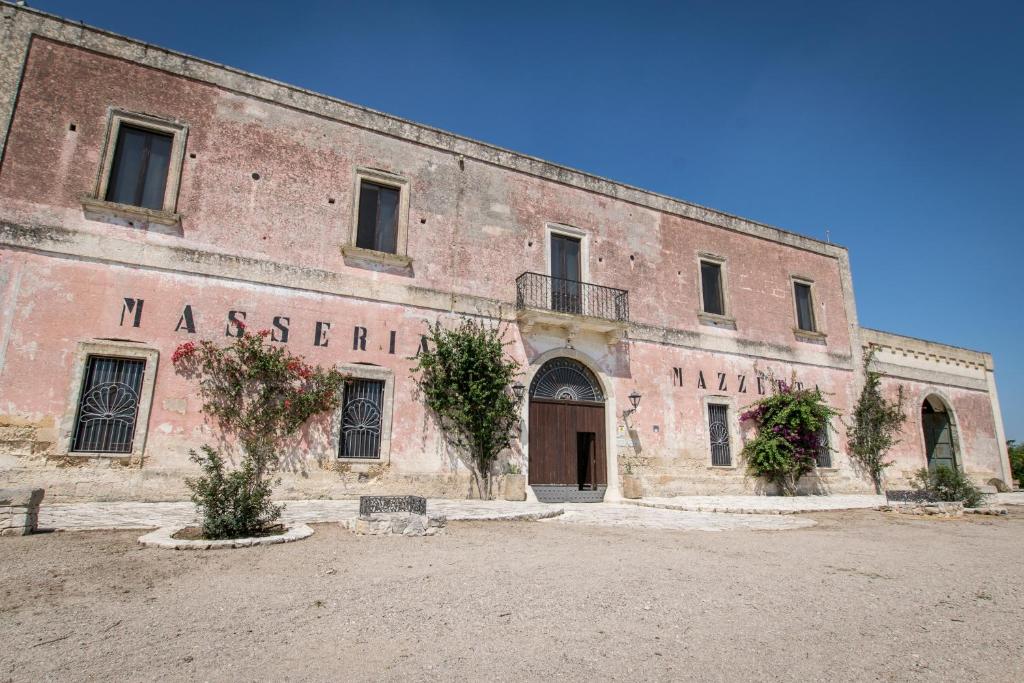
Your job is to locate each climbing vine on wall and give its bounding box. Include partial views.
[741,377,838,496]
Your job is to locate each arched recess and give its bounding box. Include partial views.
[921,393,961,472]
[521,348,619,502]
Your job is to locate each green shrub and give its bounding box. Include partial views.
[1008,440,1024,488]
[186,446,281,539]
[173,323,345,539]
[412,315,522,500]
[913,465,984,508]
[740,378,838,496]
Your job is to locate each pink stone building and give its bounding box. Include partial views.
[0,4,1012,502]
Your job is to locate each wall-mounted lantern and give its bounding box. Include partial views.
[511,382,526,401]
[623,390,642,420]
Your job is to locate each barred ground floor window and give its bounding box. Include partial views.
[338,378,386,459]
[707,403,732,467]
[71,355,146,454]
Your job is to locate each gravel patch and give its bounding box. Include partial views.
[2,509,1022,681]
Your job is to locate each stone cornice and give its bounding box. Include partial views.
[0,220,855,372]
[861,328,992,371]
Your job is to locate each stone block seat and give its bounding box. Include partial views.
[1,487,44,536]
[352,495,446,536]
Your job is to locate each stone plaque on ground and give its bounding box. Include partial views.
[359,495,427,516]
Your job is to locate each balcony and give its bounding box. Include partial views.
[515,272,629,344]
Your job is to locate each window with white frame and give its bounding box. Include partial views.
[794,281,816,332]
[94,110,187,215]
[347,168,411,262]
[700,260,725,316]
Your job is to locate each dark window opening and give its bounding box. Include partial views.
[550,233,582,314]
[105,124,173,210]
[338,379,385,459]
[708,403,732,466]
[794,282,816,332]
[72,356,146,454]
[700,261,725,316]
[355,180,400,254]
[815,425,832,468]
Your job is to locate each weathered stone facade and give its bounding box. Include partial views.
[0,3,1012,502]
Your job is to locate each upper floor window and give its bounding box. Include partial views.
[794,281,816,332]
[105,125,173,210]
[356,180,400,253]
[344,168,411,266]
[92,109,188,219]
[700,260,725,316]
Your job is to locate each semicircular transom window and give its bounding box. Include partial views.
[529,358,604,402]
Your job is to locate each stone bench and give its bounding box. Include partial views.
[353,495,445,536]
[0,488,44,536]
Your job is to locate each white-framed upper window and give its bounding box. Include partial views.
[346,167,411,263]
[544,223,590,283]
[94,109,187,214]
[792,277,818,333]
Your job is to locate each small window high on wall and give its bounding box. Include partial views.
[356,180,401,254]
[105,125,174,210]
[794,282,816,332]
[700,260,725,316]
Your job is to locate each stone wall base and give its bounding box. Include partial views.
[0,487,44,535]
[349,512,447,536]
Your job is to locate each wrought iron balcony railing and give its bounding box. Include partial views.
[515,272,629,323]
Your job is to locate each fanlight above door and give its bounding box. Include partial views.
[529,358,604,403]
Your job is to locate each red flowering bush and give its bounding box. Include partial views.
[740,377,838,496]
[172,321,345,538]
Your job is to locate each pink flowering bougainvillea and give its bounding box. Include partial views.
[172,319,346,538]
[740,377,838,496]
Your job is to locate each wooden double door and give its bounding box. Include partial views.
[528,398,606,489]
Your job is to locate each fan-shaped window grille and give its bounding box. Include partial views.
[529,358,604,403]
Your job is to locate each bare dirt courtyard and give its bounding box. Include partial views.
[2,509,1023,682]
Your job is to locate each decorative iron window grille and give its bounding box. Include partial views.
[71,356,146,454]
[708,403,732,466]
[529,358,605,403]
[338,379,385,459]
[815,426,832,468]
[515,272,629,323]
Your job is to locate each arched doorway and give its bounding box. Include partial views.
[528,358,607,503]
[921,395,958,471]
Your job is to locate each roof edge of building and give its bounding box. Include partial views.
[2,1,847,259]
[860,327,993,369]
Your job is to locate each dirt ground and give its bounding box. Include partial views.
[2,509,1023,682]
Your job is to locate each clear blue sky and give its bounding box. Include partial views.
[29,0,1024,440]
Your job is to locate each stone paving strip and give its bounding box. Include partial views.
[995,492,1024,506]
[549,503,816,531]
[38,499,565,531]
[629,494,887,515]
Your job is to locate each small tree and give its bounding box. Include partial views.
[740,378,837,496]
[1008,440,1024,488]
[173,322,345,538]
[412,316,522,500]
[846,349,906,494]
